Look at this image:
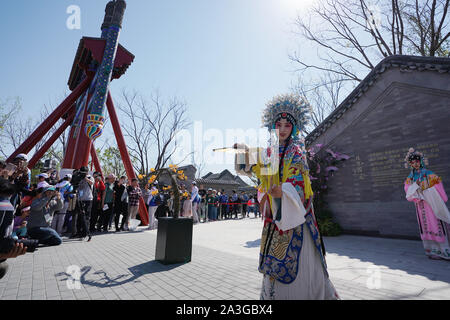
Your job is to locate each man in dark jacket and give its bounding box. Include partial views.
[113,176,128,231]
[241,192,249,218]
[155,189,170,220]
[219,190,229,220]
[231,191,239,219]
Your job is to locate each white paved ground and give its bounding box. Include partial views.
[0,217,449,300]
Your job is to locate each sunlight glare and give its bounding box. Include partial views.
[279,0,317,11]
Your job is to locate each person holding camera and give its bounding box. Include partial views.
[0,178,28,280]
[71,167,94,241]
[47,169,59,186]
[7,154,31,208]
[27,185,63,246]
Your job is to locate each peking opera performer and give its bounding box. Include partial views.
[233,94,339,300]
[404,148,450,260]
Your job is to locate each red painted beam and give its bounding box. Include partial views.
[70,93,93,170]
[28,113,75,169]
[62,93,88,169]
[8,76,92,162]
[90,145,103,176]
[82,139,93,168]
[106,91,149,226]
[62,123,79,169]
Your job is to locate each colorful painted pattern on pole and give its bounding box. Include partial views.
[85,114,105,140]
[85,24,121,140]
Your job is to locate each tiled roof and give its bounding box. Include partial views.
[202,172,213,179]
[234,176,248,186]
[197,169,251,187]
[207,173,220,180]
[195,178,240,186]
[305,55,450,146]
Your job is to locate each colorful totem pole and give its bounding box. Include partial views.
[85,1,125,141]
[7,0,149,225]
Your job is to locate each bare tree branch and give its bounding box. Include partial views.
[290,0,450,132]
[118,89,191,176]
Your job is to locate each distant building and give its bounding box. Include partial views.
[197,169,255,194]
[157,166,256,195]
[157,165,197,189]
[305,55,450,240]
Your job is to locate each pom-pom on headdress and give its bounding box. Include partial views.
[262,93,311,137]
[404,147,429,169]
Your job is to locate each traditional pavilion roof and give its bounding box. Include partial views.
[305,55,450,146]
[194,178,241,186]
[205,173,220,180]
[197,169,251,188]
[68,37,135,91]
[234,175,249,186]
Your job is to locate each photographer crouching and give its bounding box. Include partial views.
[0,178,36,280]
[27,185,63,246]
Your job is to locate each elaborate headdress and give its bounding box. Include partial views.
[404,147,428,169]
[262,93,311,137]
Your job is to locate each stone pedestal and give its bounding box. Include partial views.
[155,217,193,264]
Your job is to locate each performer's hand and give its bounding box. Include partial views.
[268,185,282,198]
[233,143,249,151]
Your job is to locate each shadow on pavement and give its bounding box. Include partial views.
[244,239,261,248]
[89,229,147,237]
[322,235,450,283]
[60,229,147,243]
[55,260,183,288]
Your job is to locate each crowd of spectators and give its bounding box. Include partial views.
[0,153,261,280]
[176,182,260,223]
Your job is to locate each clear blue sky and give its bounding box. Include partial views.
[0,0,320,177]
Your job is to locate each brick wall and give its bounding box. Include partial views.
[308,69,450,239]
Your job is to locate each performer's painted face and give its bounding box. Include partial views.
[411,159,421,170]
[275,118,293,142]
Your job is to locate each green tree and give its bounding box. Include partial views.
[98,146,126,178]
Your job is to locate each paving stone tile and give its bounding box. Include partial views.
[1,219,449,300]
